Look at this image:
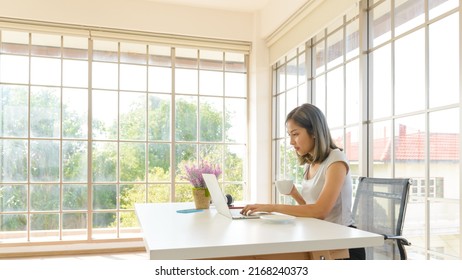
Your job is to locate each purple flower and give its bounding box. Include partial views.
[182,161,222,188]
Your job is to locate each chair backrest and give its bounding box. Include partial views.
[352,177,411,260]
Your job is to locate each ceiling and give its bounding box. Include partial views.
[144,0,272,12]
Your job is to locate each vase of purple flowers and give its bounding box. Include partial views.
[183,161,222,209]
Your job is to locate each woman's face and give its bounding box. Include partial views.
[286,119,315,157]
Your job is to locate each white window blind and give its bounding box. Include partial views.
[0,17,251,54]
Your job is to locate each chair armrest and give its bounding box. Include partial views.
[383,234,411,246]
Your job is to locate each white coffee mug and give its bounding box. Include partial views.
[275,180,293,195]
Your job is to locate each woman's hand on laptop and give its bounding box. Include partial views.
[240,204,274,216]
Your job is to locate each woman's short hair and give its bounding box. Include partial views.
[285,103,341,165]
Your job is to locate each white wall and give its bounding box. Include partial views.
[248,13,272,203]
[258,0,309,38]
[0,0,255,40]
[0,0,309,40]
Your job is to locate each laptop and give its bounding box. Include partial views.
[202,173,261,220]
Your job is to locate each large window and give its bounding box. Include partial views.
[272,0,460,260]
[272,8,361,204]
[0,25,248,243]
[368,0,459,260]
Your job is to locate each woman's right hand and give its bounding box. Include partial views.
[289,186,306,205]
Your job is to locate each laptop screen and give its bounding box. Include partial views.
[202,173,233,218]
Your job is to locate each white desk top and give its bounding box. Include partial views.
[135,203,384,260]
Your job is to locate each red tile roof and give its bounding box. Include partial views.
[342,128,459,161]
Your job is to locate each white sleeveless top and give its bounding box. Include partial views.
[300,149,354,226]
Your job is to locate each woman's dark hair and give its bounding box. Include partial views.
[285,103,341,165]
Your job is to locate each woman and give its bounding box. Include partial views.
[241,103,365,260]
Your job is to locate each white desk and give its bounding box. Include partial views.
[135,203,384,260]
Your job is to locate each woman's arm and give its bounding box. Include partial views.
[241,161,347,218]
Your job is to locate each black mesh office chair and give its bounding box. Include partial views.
[352,177,412,260]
